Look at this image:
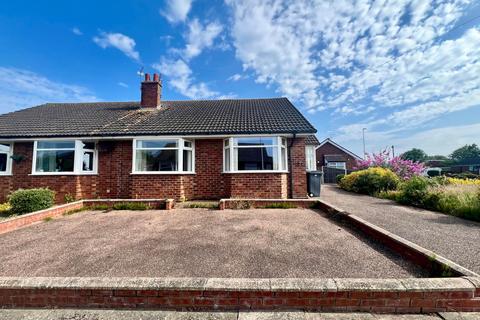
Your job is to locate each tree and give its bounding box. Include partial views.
[450,144,480,163]
[401,148,427,162]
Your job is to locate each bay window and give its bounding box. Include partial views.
[33,140,97,174]
[133,138,194,173]
[0,143,12,175]
[223,137,287,172]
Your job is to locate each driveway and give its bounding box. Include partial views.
[0,208,423,278]
[321,184,480,274]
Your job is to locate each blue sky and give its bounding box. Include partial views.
[1,0,479,156]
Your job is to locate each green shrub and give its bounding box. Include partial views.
[377,190,401,201]
[336,174,345,184]
[112,202,150,210]
[431,185,480,221]
[64,193,75,203]
[396,176,432,207]
[339,167,400,195]
[186,202,219,209]
[8,188,55,215]
[263,202,297,209]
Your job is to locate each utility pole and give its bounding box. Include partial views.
[362,128,366,157]
[391,145,395,158]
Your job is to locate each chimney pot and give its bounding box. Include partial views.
[153,73,159,82]
[145,73,150,81]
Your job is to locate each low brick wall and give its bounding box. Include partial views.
[0,277,478,313]
[219,199,318,210]
[0,201,84,235]
[83,199,175,210]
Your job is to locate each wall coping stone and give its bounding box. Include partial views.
[0,277,477,293]
[0,200,83,224]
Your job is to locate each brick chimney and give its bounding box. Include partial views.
[141,73,162,108]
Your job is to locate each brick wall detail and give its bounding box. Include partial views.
[0,138,308,202]
[316,141,359,171]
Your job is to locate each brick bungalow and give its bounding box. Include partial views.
[0,73,317,203]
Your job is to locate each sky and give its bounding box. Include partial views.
[1,0,480,156]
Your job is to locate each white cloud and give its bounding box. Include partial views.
[72,27,83,36]
[93,32,140,61]
[160,0,193,24]
[153,58,218,99]
[0,66,97,112]
[226,0,479,153]
[117,82,129,88]
[183,19,223,60]
[228,73,244,81]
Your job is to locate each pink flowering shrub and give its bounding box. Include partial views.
[354,149,425,180]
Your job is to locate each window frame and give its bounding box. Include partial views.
[326,161,346,169]
[223,136,288,173]
[31,140,98,175]
[0,142,13,176]
[305,145,317,172]
[132,138,195,174]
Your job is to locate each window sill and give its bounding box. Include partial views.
[0,173,13,176]
[131,172,196,175]
[29,173,98,176]
[222,170,289,174]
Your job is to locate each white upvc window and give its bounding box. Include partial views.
[326,162,346,169]
[32,140,98,175]
[132,138,195,174]
[223,136,288,173]
[305,146,317,171]
[0,143,13,175]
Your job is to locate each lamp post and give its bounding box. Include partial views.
[362,128,367,157]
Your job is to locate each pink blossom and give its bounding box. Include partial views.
[354,149,425,180]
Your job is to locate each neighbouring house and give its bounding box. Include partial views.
[315,138,362,171]
[0,73,317,203]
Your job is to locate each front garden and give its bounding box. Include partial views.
[338,151,480,222]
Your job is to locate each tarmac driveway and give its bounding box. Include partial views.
[321,184,480,275]
[0,208,424,278]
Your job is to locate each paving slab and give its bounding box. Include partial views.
[0,209,424,278]
[321,184,480,274]
[0,310,445,320]
[439,312,480,320]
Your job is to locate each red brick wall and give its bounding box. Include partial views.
[288,137,307,198]
[316,141,358,171]
[0,138,308,202]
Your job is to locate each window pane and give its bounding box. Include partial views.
[237,147,277,170]
[135,149,177,171]
[183,149,192,171]
[36,150,75,172]
[37,141,75,149]
[224,148,230,171]
[83,151,94,171]
[224,139,229,147]
[136,140,177,149]
[184,140,192,148]
[0,143,10,152]
[82,142,95,150]
[0,153,7,172]
[281,147,286,171]
[235,137,276,146]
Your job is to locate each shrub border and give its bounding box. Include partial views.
[219,199,318,210]
[315,200,479,278]
[0,276,478,312]
[0,199,174,235]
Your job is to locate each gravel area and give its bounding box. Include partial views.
[321,184,480,274]
[0,208,424,278]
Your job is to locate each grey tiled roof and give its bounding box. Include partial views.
[0,98,316,138]
[305,135,320,145]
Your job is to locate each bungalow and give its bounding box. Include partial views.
[0,74,317,203]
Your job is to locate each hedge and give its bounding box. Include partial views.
[8,188,55,215]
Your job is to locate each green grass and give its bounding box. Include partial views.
[43,216,53,222]
[263,202,297,209]
[62,207,88,216]
[112,202,150,211]
[87,204,110,211]
[185,202,219,209]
